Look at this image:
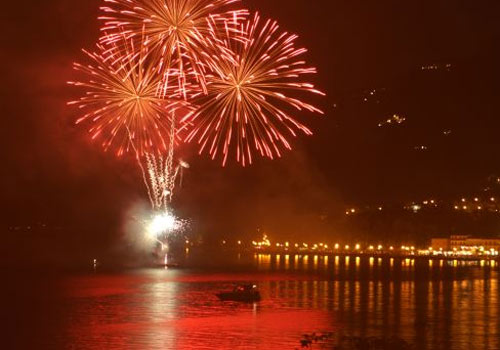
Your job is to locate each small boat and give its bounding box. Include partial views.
[216,284,262,302]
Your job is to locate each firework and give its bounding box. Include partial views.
[68,38,189,209]
[68,40,179,157]
[99,0,248,98]
[178,13,325,166]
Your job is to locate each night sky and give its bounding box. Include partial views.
[3,1,500,262]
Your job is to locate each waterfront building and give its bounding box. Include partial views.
[431,235,500,251]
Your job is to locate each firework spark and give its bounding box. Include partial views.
[99,0,248,97]
[178,13,325,166]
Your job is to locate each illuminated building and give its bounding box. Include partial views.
[431,235,500,251]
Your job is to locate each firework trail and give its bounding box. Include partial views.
[98,0,248,98]
[141,115,180,210]
[68,38,187,210]
[177,13,325,166]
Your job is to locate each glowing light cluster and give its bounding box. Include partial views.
[345,194,500,216]
[147,212,183,237]
[249,238,500,260]
[378,114,406,128]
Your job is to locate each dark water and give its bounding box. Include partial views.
[5,254,499,349]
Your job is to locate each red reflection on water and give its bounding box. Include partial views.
[63,271,336,349]
[56,258,500,350]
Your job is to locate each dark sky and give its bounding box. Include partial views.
[2,1,500,252]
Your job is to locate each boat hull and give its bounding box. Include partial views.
[216,292,261,302]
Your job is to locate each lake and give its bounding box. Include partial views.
[5,253,499,349]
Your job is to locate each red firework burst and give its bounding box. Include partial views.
[177,13,325,166]
[68,39,187,157]
[98,0,248,98]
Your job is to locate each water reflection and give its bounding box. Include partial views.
[251,254,499,350]
[14,254,499,349]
